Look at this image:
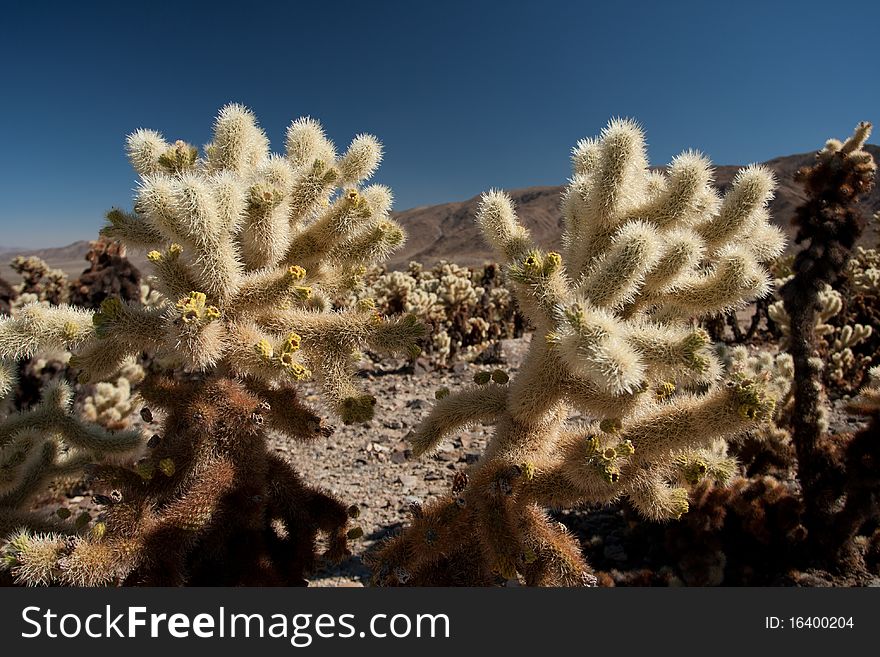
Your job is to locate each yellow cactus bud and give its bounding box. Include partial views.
[435,387,450,400]
[656,381,676,401]
[159,458,176,476]
[544,251,562,274]
[520,462,536,480]
[616,439,635,456]
[347,526,364,540]
[282,333,302,353]
[522,547,538,564]
[92,522,107,541]
[135,460,155,480]
[584,435,600,454]
[177,291,213,323]
[287,265,307,281]
[473,371,492,385]
[62,321,80,341]
[254,339,273,360]
[147,250,162,262]
[491,369,509,384]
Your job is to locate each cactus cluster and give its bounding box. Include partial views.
[356,261,522,365]
[69,238,143,309]
[370,119,782,585]
[8,256,69,308]
[0,104,422,585]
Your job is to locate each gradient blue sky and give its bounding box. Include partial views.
[1,0,877,247]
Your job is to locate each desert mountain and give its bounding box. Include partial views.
[3,146,878,280]
[388,145,880,269]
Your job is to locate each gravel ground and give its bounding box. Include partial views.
[276,336,531,586]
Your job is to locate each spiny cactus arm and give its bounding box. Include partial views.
[204,103,269,174]
[145,244,199,301]
[151,457,237,534]
[0,440,58,511]
[409,385,509,457]
[337,134,383,188]
[0,304,95,360]
[285,159,340,226]
[135,173,244,302]
[363,312,425,356]
[624,151,717,229]
[0,359,15,398]
[101,208,166,247]
[624,468,690,521]
[577,220,662,309]
[563,119,649,277]
[58,535,138,587]
[238,157,295,270]
[244,380,332,441]
[660,246,771,318]
[1,382,142,455]
[69,299,166,381]
[327,217,406,269]
[474,483,522,580]
[310,347,376,424]
[621,229,706,313]
[368,497,475,585]
[552,303,646,396]
[670,444,738,488]
[284,189,376,265]
[285,116,336,170]
[516,504,592,586]
[1,430,50,496]
[476,190,535,263]
[228,265,311,315]
[620,377,775,465]
[1,531,70,585]
[561,371,643,419]
[506,251,571,329]
[223,320,311,382]
[126,128,170,177]
[625,323,716,381]
[695,165,776,252]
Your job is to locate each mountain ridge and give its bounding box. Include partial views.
[3,146,878,280]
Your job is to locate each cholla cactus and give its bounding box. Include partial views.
[716,345,798,476]
[9,256,69,306]
[0,377,142,547]
[69,238,142,309]
[78,358,145,430]
[361,261,522,366]
[371,119,781,586]
[0,104,422,585]
[778,123,876,567]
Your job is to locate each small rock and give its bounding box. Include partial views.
[406,399,428,410]
[391,450,409,464]
[396,475,418,487]
[463,451,481,464]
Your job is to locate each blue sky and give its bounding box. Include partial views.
[0,0,877,247]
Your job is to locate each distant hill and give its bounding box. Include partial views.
[2,146,878,281]
[387,145,880,268]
